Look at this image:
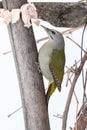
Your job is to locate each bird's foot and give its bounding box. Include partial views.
[34,62,42,73]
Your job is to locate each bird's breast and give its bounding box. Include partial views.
[38,43,53,81]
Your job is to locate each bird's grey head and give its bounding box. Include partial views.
[47,29,63,41]
[41,25,64,45]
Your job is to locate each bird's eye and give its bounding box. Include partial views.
[51,31,56,34]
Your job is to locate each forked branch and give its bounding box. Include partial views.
[62,52,87,130]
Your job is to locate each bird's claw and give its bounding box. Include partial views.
[34,62,42,73]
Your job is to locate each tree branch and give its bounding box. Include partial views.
[62,52,87,130]
[0,2,87,27]
[2,0,50,130]
[35,2,87,27]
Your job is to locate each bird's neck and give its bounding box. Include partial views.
[48,38,64,50]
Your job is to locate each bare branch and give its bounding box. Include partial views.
[36,36,49,44]
[53,114,63,119]
[62,52,87,130]
[3,50,12,55]
[83,71,87,102]
[74,90,79,130]
[84,71,87,90]
[65,59,81,74]
[62,24,84,35]
[8,106,22,118]
[66,36,86,53]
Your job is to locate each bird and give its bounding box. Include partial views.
[38,25,65,103]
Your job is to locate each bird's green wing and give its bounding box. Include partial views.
[49,48,65,91]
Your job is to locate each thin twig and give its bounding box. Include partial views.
[36,36,49,44]
[69,79,79,130]
[66,71,70,87]
[69,73,74,80]
[83,71,87,102]
[75,60,78,70]
[65,66,76,74]
[8,106,22,118]
[66,36,86,53]
[69,78,79,105]
[84,71,87,90]
[62,24,84,35]
[75,101,79,130]
[74,90,79,130]
[65,66,75,86]
[3,50,12,55]
[81,22,87,103]
[53,114,63,119]
[62,52,87,130]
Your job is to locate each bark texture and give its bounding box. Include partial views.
[2,1,50,130]
[35,2,87,27]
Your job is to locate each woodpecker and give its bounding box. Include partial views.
[38,25,65,102]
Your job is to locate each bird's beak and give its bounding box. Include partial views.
[41,25,50,34]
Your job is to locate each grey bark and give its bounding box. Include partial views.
[2,1,50,130]
[35,2,87,27]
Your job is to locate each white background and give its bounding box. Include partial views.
[0,0,87,130]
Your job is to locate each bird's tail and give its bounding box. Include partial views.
[46,82,56,103]
[46,81,61,104]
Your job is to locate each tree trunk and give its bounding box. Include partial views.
[2,1,50,130]
[35,2,87,27]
